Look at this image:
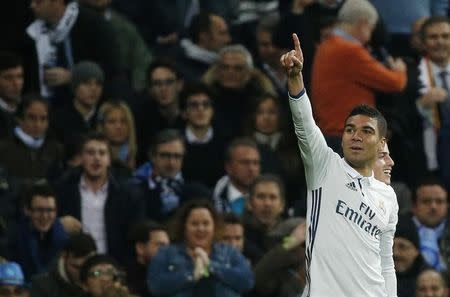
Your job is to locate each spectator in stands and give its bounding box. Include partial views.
[0,94,63,181]
[243,93,306,215]
[395,215,428,297]
[78,0,152,92]
[56,132,143,263]
[253,218,306,297]
[0,261,29,297]
[221,213,245,253]
[242,174,285,264]
[7,181,68,279]
[415,268,448,297]
[97,101,137,172]
[416,16,450,190]
[0,51,23,139]
[79,254,132,297]
[371,0,448,58]
[213,138,261,216]
[176,11,231,82]
[131,129,209,223]
[127,221,169,297]
[179,83,227,188]
[203,45,275,136]
[133,60,184,165]
[24,0,120,104]
[51,61,104,149]
[148,199,254,297]
[411,176,448,271]
[311,0,407,153]
[31,233,97,297]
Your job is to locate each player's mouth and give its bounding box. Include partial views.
[350,146,363,151]
[383,169,391,176]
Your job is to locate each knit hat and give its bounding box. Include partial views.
[71,61,104,91]
[0,262,25,286]
[395,216,420,250]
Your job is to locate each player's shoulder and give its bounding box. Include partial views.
[371,178,396,197]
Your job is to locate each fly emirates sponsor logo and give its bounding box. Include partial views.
[335,200,382,239]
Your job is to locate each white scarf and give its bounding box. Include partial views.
[26,2,79,98]
[14,126,45,149]
[180,38,218,65]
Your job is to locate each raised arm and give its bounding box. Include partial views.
[280,34,334,188]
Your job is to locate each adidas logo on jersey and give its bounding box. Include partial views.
[345,182,357,191]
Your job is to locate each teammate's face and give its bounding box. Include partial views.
[416,270,448,297]
[373,143,394,185]
[413,185,448,227]
[342,115,385,173]
[393,237,419,273]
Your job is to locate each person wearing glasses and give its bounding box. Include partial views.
[179,83,228,188]
[131,129,211,223]
[6,181,68,279]
[0,260,29,297]
[132,60,184,165]
[79,254,135,297]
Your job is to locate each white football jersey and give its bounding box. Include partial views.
[289,91,398,297]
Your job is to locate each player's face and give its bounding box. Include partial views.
[413,185,448,227]
[373,143,394,185]
[393,237,419,273]
[342,115,385,171]
[416,270,448,297]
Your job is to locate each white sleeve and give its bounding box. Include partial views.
[380,200,399,297]
[288,90,334,188]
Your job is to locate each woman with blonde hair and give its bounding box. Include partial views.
[97,101,137,170]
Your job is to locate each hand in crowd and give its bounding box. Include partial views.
[60,215,82,234]
[191,247,210,281]
[44,67,72,86]
[419,87,448,107]
[101,282,134,297]
[386,57,407,72]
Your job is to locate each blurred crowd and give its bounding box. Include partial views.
[1,0,450,296]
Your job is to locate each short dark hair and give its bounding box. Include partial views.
[79,254,119,283]
[225,137,259,163]
[0,51,23,73]
[64,233,97,258]
[179,82,214,110]
[249,174,285,203]
[146,59,181,85]
[413,174,448,204]
[128,221,166,246]
[222,213,242,226]
[171,199,221,243]
[420,16,450,41]
[188,11,213,43]
[23,180,56,209]
[15,93,49,120]
[149,129,184,156]
[80,132,109,152]
[344,104,387,138]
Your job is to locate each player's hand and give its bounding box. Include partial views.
[44,67,71,86]
[280,33,304,78]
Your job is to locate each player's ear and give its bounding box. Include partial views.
[378,137,386,152]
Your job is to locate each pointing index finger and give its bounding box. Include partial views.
[293,33,301,53]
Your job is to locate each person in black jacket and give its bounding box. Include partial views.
[23,0,121,105]
[56,132,144,264]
